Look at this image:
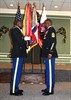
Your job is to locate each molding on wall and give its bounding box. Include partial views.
[70,18,71,55]
[0,9,71,17]
[0,53,71,63]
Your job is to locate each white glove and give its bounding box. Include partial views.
[24,36,30,41]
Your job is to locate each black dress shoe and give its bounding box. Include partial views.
[10,92,23,96]
[41,88,47,92]
[18,89,24,93]
[42,91,54,96]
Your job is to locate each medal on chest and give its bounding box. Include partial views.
[44,30,48,39]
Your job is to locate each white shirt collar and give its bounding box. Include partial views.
[14,25,22,32]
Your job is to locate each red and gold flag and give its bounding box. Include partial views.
[22,3,32,36]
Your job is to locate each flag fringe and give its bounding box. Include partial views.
[26,43,38,54]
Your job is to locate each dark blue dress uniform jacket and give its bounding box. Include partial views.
[40,27,58,58]
[10,27,27,58]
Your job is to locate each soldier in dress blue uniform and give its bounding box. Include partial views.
[40,19,58,95]
[9,3,28,96]
[9,19,27,96]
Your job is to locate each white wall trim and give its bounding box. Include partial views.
[0,53,71,63]
[0,9,71,17]
[70,18,71,55]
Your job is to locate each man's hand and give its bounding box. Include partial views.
[48,54,52,59]
[24,36,30,41]
[41,26,45,32]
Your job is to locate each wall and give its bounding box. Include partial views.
[0,14,71,63]
[0,14,14,53]
[51,17,70,54]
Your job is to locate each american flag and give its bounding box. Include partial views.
[15,3,21,20]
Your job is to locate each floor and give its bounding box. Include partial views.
[0,82,71,100]
[0,63,71,100]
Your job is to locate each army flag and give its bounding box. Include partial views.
[26,3,38,53]
[22,3,43,53]
[22,3,32,36]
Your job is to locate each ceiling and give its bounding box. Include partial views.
[0,0,71,11]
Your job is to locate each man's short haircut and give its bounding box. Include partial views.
[45,19,52,24]
[13,19,23,25]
